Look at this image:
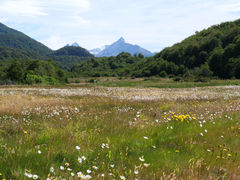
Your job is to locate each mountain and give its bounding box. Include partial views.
[50,46,93,69]
[89,45,108,56]
[52,46,93,57]
[72,42,80,47]
[0,23,51,55]
[95,37,153,57]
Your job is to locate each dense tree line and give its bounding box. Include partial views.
[71,53,143,77]
[0,59,67,85]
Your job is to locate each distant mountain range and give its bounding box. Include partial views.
[0,22,154,61]
[89,37,153,57]
[89,45,109,56]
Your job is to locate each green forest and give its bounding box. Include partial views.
[1,18,240,84]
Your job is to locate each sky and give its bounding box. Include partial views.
[0,0,240,52]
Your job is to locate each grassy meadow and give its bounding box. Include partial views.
[0,84,239,179]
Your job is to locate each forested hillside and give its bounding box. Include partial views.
[0,46,41,61]
[0,23,51,56]
[52,46,93,57]
[155,19,240,78]
[72,19,240,79]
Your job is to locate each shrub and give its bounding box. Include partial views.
[25,74,45,84]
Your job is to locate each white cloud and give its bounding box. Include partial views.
[0,0,90,17]
[0,17,8,23]
[0,0,47,16]
[41,35,67,50]
[217,2,240,13]
[71,16,90,24]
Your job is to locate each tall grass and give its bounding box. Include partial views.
[0,87,239,179]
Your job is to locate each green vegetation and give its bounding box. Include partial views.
[71,52,142,77]
[73,78,240,88]
[156,19,240,79]
[0,59,67,85]
[0,87,239,179]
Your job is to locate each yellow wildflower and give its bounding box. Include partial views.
[65,162,70,167]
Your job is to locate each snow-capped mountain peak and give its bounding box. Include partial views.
[89,37,153,57]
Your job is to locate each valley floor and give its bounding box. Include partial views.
[0,86,240,179]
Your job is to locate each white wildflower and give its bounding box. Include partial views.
[50,167,54,173]
[87,169,91,174]
[92,166,98,170]
[67,168,72,171]
[120,175,126,180]
[85,175,92,179]
[139,156,145,162]
[78,157,83,163]
[33,175,38,179]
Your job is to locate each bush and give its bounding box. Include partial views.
[25,74,45,84]
[159,71,167,77]
[44,76,58,85]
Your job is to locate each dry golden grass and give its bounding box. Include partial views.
[0,94,68,114]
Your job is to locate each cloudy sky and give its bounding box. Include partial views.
[0,0,240,52]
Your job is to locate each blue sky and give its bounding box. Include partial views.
[0,0,240,52]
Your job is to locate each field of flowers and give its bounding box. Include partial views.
[0,86,239,179]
